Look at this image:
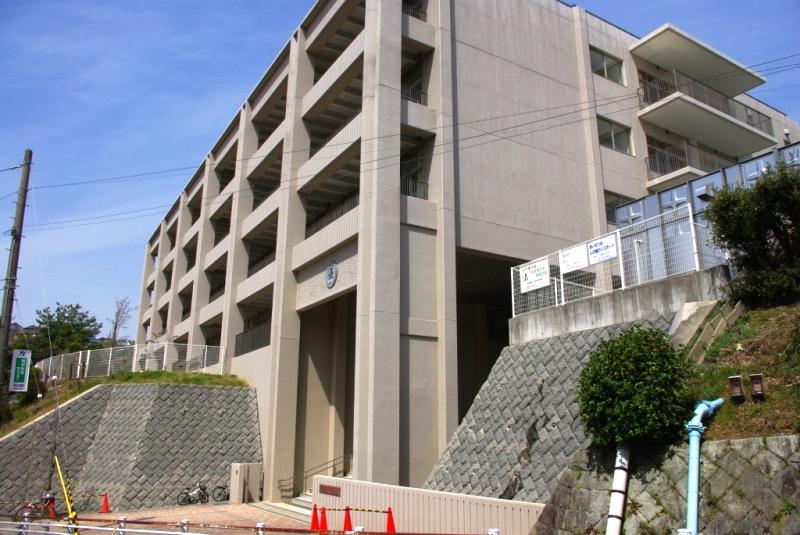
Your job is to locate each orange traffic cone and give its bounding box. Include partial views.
[310,504,319,531]
[319,507,328,532]
[99,492,111,514]
[342,506,353,532]
[386,506,396,534]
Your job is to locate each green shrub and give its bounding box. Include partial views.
[577,327,691,447]
[705,163,800,307]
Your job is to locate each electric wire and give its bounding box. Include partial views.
[25,94,645,233]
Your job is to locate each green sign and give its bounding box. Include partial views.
[8,349,31,392]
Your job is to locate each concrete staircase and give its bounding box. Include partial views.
[251,492,313,524]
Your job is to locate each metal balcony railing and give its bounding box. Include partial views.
[401,85,428,105]
[639,69,773,136]
[646,142,737,181]
[306,192,359,238]
[234,322,270,357]
[402,3,427,21]
[401,176,429,200]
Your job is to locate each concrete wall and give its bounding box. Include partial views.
[0,384,261,512]
[534,434,800,535]
[312,474,544,533]
[510,267,730,344]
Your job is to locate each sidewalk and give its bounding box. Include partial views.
[79,502,307,534]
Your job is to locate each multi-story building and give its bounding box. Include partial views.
[137,0,799,500]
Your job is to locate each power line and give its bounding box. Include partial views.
[26,97,646,233]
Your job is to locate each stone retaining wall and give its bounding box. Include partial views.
[0,384,261,512]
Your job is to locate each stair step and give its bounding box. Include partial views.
[249,501,311,523]
[292,494,313,509]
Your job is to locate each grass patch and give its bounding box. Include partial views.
[0,371,247,437]
[688,303,800,440]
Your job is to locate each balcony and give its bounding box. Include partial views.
[306,192,359,238]
[638,70,775,156]
[401,85,428,106]
[630,24,765,97]
[645,141,736,191]
[402,2,426,21]
[401,176,428,200]
[234,322,270,357]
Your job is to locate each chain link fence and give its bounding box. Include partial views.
[34,343,222,379]
[511,205,727,317]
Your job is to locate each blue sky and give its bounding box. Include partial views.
[0,0,797,339]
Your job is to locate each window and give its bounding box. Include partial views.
[604,191,634,224]
[598,117,632,154]
[590,47,624,85]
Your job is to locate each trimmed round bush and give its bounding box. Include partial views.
[577,326,691,447]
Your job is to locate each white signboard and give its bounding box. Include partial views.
[519,258,550,293]
[8,349,31,393]
[559,244,589,274]
[587,234,618,265]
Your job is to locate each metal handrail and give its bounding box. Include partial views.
[277,454,351,495]
[402,3,427,21]
[639,69,773,136]
[401,175,429,199]
[401,85,428,105]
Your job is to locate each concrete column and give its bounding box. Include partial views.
[570,7,607,237]
[188,157,219,346]
[429,0,459,453]
[135,242,155,344]
[352,0,403,485]
[150,221,169,338]
[261,31,313,501]
[165,190,190,337]
[219,105,259,371]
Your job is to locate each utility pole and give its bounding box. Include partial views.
[0,149,32,418]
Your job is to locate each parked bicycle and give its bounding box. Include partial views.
[176,482,208,505]
[212,484,229,502]
[14,492,56,521]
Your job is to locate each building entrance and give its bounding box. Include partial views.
[293,291,356,494]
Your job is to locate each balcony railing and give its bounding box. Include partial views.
[247,250,276,277]
[401,85,428,106]
[209,285,225,302]
[646,142,737,181]
[401,176,429,200]
[402,3,427,21]
[234,322,270,357]
[306,192,359,238]
[639,69,773,136]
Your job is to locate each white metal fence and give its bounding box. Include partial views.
[34,343,223,379]
[511,205,728,317]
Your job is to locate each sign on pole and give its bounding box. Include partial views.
[520,258,550,293]
[8,349,31,392]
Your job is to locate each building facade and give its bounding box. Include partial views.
[136,0,799,499]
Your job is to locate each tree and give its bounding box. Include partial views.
[12,303,103,362]
[577,327,691,448]
[705,163,800,307]
[107,296,134,346]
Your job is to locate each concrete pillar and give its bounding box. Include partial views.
[261,31,314,501]
[429,0,460,454]
[188,157,219,346]
[165,190,190,337]
[219,105,259,371]
[352,0,403,485]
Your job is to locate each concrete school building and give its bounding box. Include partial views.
[136,0,799,500]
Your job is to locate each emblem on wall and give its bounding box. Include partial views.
[325,260,338,289]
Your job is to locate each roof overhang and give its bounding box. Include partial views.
[638,93,776,156]
[630,24,765,97]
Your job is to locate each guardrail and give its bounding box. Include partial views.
[639,69,774,136]
[511,204,727,317]
[34,343,223,379]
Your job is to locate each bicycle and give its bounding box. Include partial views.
[176,482,208,505]
[14,492,57,521]
[212,484,229,502]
